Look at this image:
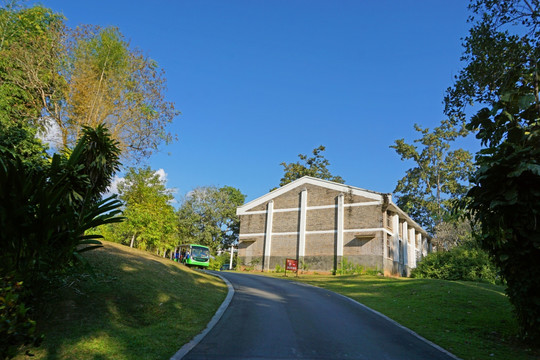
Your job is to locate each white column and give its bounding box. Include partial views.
[298,188,307,258]
[337,193,344,258]
[409,227,416,268]
[263,200,274,271]
[416,233,422,262]
[402,221,408,268]
[393,215,400,263]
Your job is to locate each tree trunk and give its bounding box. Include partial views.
[130,233,136,248]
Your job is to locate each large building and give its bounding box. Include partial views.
[236,176,432,276]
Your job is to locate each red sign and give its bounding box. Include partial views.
[286,258,298,271]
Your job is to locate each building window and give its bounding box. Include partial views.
[399,221,403,238]
[386,211,392,229]
[387,238,392,259]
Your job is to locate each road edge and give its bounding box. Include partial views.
[293,280,462,360]
[170,271,234,360]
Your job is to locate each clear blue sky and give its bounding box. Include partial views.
[33,0,477,203]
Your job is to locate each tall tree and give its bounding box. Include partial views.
[59,26,178,161]
[446,0,540,342]
[178,186,245,252]
[0,2,178,162]
[0,2,65,127]
[278,145,344,188]
[117,167,177,252]
[391,120,474,236]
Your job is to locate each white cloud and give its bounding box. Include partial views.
[155,168,168,182]
[104,175,124,198]
[36,116,63,150]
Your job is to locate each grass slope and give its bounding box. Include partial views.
[18,241,227,360]
[267,273,539,360]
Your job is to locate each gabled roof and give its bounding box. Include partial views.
[237,176,385,215]
[236,176,430,237]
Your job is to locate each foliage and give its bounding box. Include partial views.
[434,217,476,250]
[178,186,245,252]
[277,145,344,188]
[208,253,234,271]
[445,0,540,342]
[335,257,380,276]
[0,276,42,359]
[411,245,499,284]
[391,120,474,235]
[0,118,49,169]
[0,125,123,289]
[61,26,178,161]
[0,2,66,127]
[0,2,178,163]
[116,166,177,252]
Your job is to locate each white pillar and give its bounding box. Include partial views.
[402,221,408,268]
[298,188,307,258]
[337,193,344,258]
[416,233,422,262]
[409,227,416,268]
[263,200,274,271]
[393,215,400,263]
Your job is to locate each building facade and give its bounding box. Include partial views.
[236,176,432,276]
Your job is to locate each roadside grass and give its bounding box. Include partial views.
[16,241,227,360]
[262,273,539,360]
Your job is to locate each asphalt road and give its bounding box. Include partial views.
[180,272,458,360]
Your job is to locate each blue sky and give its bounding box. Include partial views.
[33,0,477,203]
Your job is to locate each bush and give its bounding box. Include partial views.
[0,125,123,290]
[411,245,500,284]
[336,258,381,276]
[0,277,42,359]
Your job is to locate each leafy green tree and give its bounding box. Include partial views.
[117,167,177,253]
[0,2,65,127]
[61,26,178,161]
[391,120,474,235]
[178,186,245,252]
[0,2,178,162]
[446,0,540,342]
[0,125,123,287]
[278,145,344,188]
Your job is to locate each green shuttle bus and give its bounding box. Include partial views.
[179,244,210,268]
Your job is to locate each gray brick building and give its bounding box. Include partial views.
[236,176,432,276]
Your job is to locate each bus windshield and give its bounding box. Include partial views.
[191,246,209,259]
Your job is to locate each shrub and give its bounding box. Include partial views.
[0,126,123,289]
[0,277,42,359]
[411,245,499,284]
[335,258,380,276]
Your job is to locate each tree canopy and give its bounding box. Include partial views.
[446,0,540,342]
[117,167,177,252]
[277,145,344,188]
[178,186,245,252]
[391,120,473,236]
[0,2,178,162]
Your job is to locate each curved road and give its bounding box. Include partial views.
[180,272,457,360]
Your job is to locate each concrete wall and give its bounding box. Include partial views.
[237,179,429,275]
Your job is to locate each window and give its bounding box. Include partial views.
[386,211,392,229]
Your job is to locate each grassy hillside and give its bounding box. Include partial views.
[17,241,227,360]
[269,273,539,360]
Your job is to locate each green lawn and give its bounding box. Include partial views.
[16,244,539,360]
[17,241,227,360]
[261,272,539,360]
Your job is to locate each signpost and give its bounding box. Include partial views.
[285,258,298,277]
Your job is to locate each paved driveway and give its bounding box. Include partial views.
[178,272,458,360]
